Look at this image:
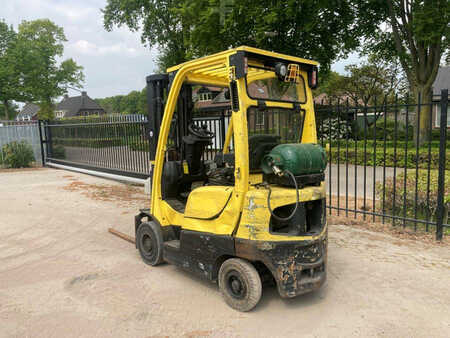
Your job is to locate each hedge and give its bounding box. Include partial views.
[53,137,125,148]
[376,169,449,225]
[328,140,446,150]
[327,146,450,170]
[1,141,35,168]
[129,140,149,151]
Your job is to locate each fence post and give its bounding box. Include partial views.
[436,89,448,241]
[37,120,46,166]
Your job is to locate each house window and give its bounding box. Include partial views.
[435,103,450,127]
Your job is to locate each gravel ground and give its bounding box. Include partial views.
[0,168,449,338]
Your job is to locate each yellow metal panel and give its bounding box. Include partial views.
[185,74,229,87]
[300,75,318,143]
[237,46,318,66]
[235,182,326,241]
[223,116,233,154]
[184,186,233,219]
[249,174,263,185]
[167,46,318,73]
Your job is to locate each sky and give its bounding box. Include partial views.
[2,0,359,100]
[3,0,158,99]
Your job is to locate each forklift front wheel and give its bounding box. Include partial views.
[218,258,262,312]
[136,222,164,266]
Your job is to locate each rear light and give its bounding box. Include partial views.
[308,67,318,89]
[244,57,248,74]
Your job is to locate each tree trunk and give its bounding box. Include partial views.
[414,85,432,146]
[3,100,10,120]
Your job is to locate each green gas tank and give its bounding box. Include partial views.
[261,143,327,176]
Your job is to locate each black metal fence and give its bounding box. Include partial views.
[192,113,231,161]
[40,89,449,239]
[316,89,449,240]
[43,115,151,179]
[42,114,232,178]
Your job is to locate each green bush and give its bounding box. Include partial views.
[52,145,66,159]
[355,118,413,141]
[376,170,449,226]
[327,146,450,170]
[328,140,446,149]
[1,141,35,168]
[53,137,124,148]
[129,140,149,151]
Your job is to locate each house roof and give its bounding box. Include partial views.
[313,92,365,105]
[16,103,40,119]
[433,66,450,96]
[56,92,104,116]
[194,87,231,112]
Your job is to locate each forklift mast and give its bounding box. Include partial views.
[146,73,193,162]
[146,74,168,161]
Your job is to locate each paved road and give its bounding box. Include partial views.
[326,164,400,198]
[1,168,449,337]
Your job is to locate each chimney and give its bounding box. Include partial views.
[81,91,86,108]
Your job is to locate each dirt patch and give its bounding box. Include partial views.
[329,215,448,246]
[62,174,75,179]
[62,180,147,208]
[327,194,448,245]
[68,273,100,286]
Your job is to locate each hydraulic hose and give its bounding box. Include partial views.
[267,169,300,222]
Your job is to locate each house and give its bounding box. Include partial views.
[432,66,450,128]
[15,92,106,121]
[193,86,230,116]
[16,103,40,121]
[54,91,106,119]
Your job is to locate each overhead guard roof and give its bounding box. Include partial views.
[167,46,318,71]
[166,46,318,86]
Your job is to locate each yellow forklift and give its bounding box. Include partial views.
[135,46,327,311]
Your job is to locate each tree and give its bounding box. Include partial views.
[15,19,84,120]
[358,0,450,144]
[315,71,346,101]
[0,20,26,120]
[0,101,18,120]
[316,56,407,105]
[95,88,147,115]
[103,0,190,71]
[103,0,362,71]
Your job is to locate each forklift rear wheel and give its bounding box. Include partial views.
[218,258,262,312]
[137,222,164,266]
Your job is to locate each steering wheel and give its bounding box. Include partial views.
[188,123,215,139]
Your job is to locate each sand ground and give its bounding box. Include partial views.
[0,168,449,337]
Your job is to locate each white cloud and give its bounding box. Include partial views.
[69,40,141,57]
[2,0,158,98]
[332,52,363,74]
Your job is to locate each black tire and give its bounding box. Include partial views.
[218,258,262,312]
[136,221,164,266]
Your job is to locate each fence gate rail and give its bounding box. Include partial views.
[42,115,151,179]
